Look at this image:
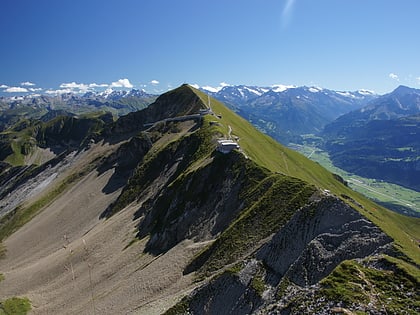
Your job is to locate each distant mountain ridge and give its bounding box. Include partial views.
[0,89,157,131]
[202,84,377,144]
[323,85,420,192]
[324,85,420,133]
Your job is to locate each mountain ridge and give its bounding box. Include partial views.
[202,84,377,144]
[0,84,418,314]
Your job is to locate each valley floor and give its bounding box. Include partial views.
[290,143,420,217]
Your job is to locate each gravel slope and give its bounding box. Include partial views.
[0,143,200,314]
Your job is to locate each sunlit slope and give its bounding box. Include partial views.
[192,85,420,265]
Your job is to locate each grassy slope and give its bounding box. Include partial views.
[0,297,31,315]
[191,86,420,266]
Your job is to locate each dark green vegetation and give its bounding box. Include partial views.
[0,297,31,315]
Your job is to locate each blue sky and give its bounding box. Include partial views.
[1,0,419,95]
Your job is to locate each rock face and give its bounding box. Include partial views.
[176,196,393,315]
[257,197,392,286]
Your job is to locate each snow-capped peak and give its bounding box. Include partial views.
[201,82,232,94]
[202,85,223,93]
[308,86,323,93]
[271,84,296,93]
[357,89,376,96]
[336,91,354,98]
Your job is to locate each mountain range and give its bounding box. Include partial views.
[0,85,418,314]
[0,89,157,132]
[323,85,420,192]
[203,84,377,143]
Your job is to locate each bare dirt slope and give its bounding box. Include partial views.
[0,143,200,314]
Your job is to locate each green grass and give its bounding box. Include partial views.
[190,85,420,269]
[109,118,218,216]
[4,140,26,166]
[163,297,191,315]
[0,297,31,315]
[251,273,266,297]
[0,274,4,282]
[0,243,5,259]
[187,169,316,277]
[319,258,420,314]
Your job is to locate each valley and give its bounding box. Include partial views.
[291,142,420,217]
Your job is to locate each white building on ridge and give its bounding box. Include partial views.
[216,139,240,154]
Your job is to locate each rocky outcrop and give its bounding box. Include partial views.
[257,196,392,286]
[171,196,393,315]
[136,151,252,254]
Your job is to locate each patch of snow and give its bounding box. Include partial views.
[101,88,114,97]
[202,85,223,93]
[308,87,323,93]
[336,91,354,98]
[244,86,263,96]
[357,89,376,96]
[271,84,296,93]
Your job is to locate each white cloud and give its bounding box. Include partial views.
[150,80,160,85]
[45,89,73,95]
[60,82,90,92]
[416,77,420,85]
[89,83,108,88]
[0,84,8,89]
[190,84,200,89]
[281,0,297,28]
[29,88,43,92]
[389,73,399,81]
[21,81,35,86]
[111,78,133,88]
[5,87,28,93]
